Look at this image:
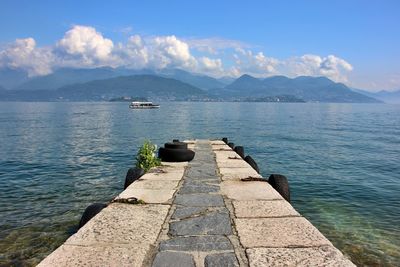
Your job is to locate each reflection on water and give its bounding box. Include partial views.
[0,102,399,266]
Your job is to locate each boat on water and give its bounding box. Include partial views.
[129,101,160,109]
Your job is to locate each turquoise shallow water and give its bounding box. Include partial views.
[0,102,399,266]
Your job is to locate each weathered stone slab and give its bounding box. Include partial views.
[140,172,184,181]
[174,193,224,207]
[169,211,232,236]
[235,217,331,248]
[66,203,169,246]
[210,140,225,145]
[116,188,176,204]
[220,181,283,201]
[186,167,218,179]
[149,165,186,173]
[246,246,355,267]
[216,159,251,168]
[38,243,150,267]
[152,251,195,267]
[212,146,232,151]
[219,167,262,181]
[161,161,189,167]
[159,236,233,251]
[128,179,179,190]
[179,180,219,194]
[204,252,239,267]
[171,207,209,220]
[39,204,171,266]
[233,200,299,218]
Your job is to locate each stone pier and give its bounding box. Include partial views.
[38,140,355,266]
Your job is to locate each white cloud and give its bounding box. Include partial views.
[231,48,279,77]
[56,25,114,66]
[0,25,355,85]
[284,54,353,82]
[198,57,223,71]
[185,37,250,55]
[0,38,53,76]
[150,35,196,69]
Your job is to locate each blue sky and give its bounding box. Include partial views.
[0,0,399,91]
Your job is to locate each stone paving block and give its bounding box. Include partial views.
[212,145,233,151]
[38,243,150,267]
[219,167,262,181]
[186,167,218,179]
[161,161,189,167]
[116,188,176,204]
[148,166,185,174]
[140,171,184,181]
[210,140,225,145]
[220,181,283,201]
[204,252,239,267]
[179,180,220,194]
[246,246,355,267]
[174,193,225,207]
[172,207,209,220]
[128,179,179,190]
[66,203,169,246]
[152,251,195,267]
[233,200,300,218]
[216,159,252,168]
[169,211,232,236]
[235,217,332,248]
[159,236,233,251]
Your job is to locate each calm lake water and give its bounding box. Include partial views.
[0,102,399,266]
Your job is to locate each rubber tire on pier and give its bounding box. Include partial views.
[158,147,195,162]
[124,167,145,189]
[268,174,290,203]
[228,142,235,149]
[79,203,108,228]
[172,139,180,143]
[222,137,228,144]
[234,146,245,159]
[165,142,188,150]
[245,155,260,173]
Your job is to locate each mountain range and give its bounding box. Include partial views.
[0,67,389,103]
[352,88,400,104]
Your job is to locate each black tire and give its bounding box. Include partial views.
[172,139,180,143]
[165,142,188,150]
[124,167,145,189]
[245,155,260,173]
[222,137,228,144]
[158,147,195,162]
[228,142,235,149]
[268,174,290,202]
[79,203,108,228]
[234,146,245,159]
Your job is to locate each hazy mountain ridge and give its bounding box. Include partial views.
[7,67,224,91]
[0,75,207,101]
[0,67,384,102]
[225,75,381,103]
[352,88,400,104]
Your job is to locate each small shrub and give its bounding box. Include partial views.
[135,140,161,172]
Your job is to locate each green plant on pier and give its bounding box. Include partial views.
[135,140,161,172]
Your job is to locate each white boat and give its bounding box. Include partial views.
[129,101,160,109]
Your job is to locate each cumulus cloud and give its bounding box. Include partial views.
[0,25,354,84]
[0,38,53,76]
[150,35,196,69]
[185,37,250,55]
[231,48,279,77]
[56,25,114,66]
[284,54,353,82]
